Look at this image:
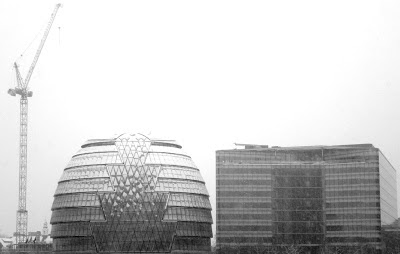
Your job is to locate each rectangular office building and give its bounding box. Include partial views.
[216,144,397,253]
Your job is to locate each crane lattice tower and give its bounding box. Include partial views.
[7,3,61,244]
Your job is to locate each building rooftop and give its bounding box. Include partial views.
[218,143,376,152]
[81,134,182,149]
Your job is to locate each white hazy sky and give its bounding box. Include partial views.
[1,0,400,238]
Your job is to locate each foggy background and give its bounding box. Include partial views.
[1,0,400,240]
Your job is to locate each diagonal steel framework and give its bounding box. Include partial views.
[91,134,176,253]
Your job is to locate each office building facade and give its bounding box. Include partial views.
[216,144,397,253]
[51,133,212,253]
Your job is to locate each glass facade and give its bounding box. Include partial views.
[50,133,212,253]
[216,144,397,253]
[272,164,324,251]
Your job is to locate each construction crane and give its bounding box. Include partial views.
[7,3,61,244]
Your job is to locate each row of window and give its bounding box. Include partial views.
[51,218,212,238]
[53,237,96,252]
[55,178,113,195]
[273,176,322,188]
[60,165,205,188]
[272,168,322,177]
[325,237,380,243]
[217,225,271,232]
[156,180,209,196]
[273,199,323,210]
[217,174,271,180]
[217,163,379,176]
[66,153,119,169]
[218,179,271,186]
[217,150,323,163]
[52,192,211,212]
[218,199,381,210]
[145,153,198,169]
[218,191,271,197]
[51,222,91,237]
[218,214,271,220]
[327,225,380,232]
[218,167,272,175]
[163,207,213,223]
[326,178,379,186]
[323,150,377,161]
[326,231,380,238]
[325,165,378,174]
[218,186,271,192]
[51,207,105,224]
[52,193,99,209]
[326,195,378,201]
[217,213,368,222]
[218,202,271,209]
[217,178,380,187]
[274,224,323,234]
[217,236,271,244]
[66,152,198,171]
[325,185,379,192]
[55,179,208,197]
[176,222,213,237]
[169,193,211,209]
[326,173,378,181]
[326,220,380,226]
[217,236,380,245]
[60,165,108,182]
[326,213,380,220]
[326,190,379,197]
[172,237,211,251]
[217,149,361,164]
[326,202,380,209]
[324,150,376,163]
[91,220,176,233]
[218,167,324,176]
[159,166,204,182]
[273,211,323,222]
[273,189,323,199]
[217,224,382,234]
[273,234,323,244]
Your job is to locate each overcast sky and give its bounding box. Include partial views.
[1,0,400,237]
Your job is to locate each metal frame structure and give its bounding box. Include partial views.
[8,3,61,244]
[51,133,213,253]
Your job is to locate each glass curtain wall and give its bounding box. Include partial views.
[324,148,382,251]
[272,163,324,254]
[51,134,213,253]
[216,144,397,253]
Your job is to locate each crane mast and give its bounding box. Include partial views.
[8,4,61,244]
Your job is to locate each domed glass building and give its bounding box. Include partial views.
[50,133,212,253]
